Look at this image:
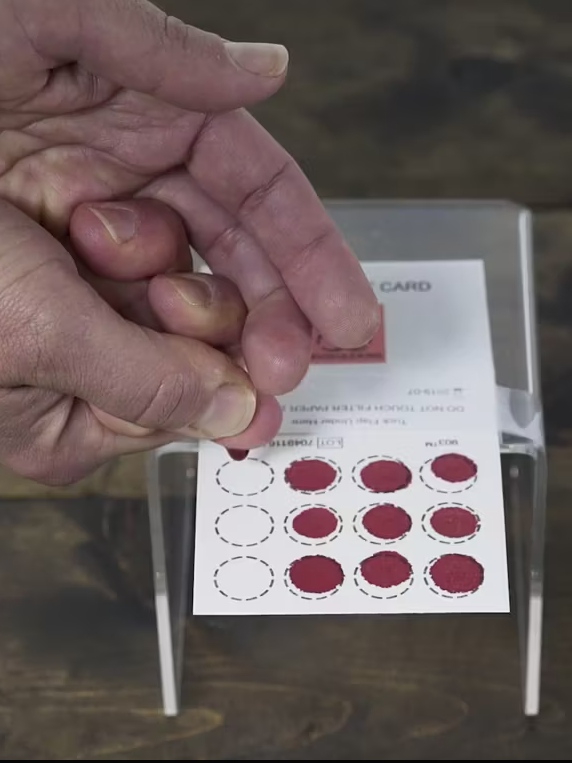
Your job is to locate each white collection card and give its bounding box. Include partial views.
[193,431,509,615]
[193,261,509,616]
[280,260,498,434]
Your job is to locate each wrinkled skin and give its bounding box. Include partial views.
[0,0,378,484]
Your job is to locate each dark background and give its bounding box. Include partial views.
[161,0,572,207]
[3,1,572,759]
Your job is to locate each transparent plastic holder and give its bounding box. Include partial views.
[146,201,546,717]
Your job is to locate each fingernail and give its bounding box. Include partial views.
[89,204,138,245]
[169,275,213,308]
[195,384,256,439]
[227,449,249,461]
[225,41,289,77]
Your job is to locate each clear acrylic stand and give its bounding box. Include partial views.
[146,201,546,717]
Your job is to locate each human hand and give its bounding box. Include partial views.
[0,0,378,482]
[0,197,283,483]
[70,198,281,449]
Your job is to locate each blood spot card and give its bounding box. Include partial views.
[192,431,509,615]
[192,261,509,616]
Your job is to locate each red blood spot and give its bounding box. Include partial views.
[360,551,412,588]
[285,459,338,492]
[362,504,412,540]
[289,555,344,594]
[360,460,412,492]
[430,506,479,538]
[431,453,477,483]
[292,507,338,539]
[227,449,249,461]
[430,554,484,594]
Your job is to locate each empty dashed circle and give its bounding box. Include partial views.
[353,456,412,493]
[286,555,344,599]
[215,505,274,547]
[354,503,412,544]
[354,551,414,598]
[285,505,342,545]
[420,453,477,493]
[214,556,274,601]
[425,553,484,598]
[284,458,341,494]
[422,504,480,543]
[216,458,274,496]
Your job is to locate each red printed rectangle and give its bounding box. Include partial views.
[311,305,385,364]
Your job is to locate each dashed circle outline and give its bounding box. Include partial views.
[216,458,275,497]
[284,555,345,600]
[353,502,412,545]
[353,553,414,599]
[352,455,413,494]
[421,502,481,545]
[214,556,275,601]
[419,454,477,494]
[284,504,343,546]
[424,554,484,599]
[283,456,341,495]
[215,505,275,547]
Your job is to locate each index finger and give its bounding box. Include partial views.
[188,109,380,349]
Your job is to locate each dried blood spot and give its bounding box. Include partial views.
[289,555,344,594]
[431,454,477,483]
[360,551,412,588]
[430,554,484,594]
[292,507,338,539]
[359,460,412,492]
[285,459,338,492]
[362,504,412,540]
[430,506,479,539]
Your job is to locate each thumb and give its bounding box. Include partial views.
[0,201,256,440]
[18,0,289,112]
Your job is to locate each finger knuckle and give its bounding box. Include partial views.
[161,13,193,51]
[205,223,246,266]
[137,371,204,431]
[237,160,293,221]
[282,227,336,280]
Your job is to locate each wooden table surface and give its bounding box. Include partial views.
[3,2,572,759]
